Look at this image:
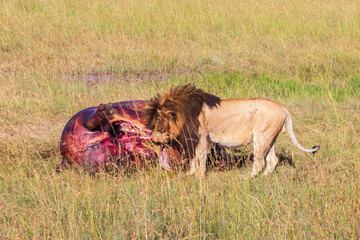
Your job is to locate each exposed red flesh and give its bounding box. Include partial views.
[59,100,180,171]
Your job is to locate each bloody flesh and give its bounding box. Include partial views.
[59,101,180,171]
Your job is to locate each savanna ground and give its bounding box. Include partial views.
[0,0,359,238]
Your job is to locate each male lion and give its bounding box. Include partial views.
[144,84,320,178]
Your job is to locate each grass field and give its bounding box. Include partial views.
[1,0,360,239]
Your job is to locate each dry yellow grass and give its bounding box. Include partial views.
[1,71,359,238]
[1,0,359,77]
[1,0,360,238]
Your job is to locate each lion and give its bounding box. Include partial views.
[144,84,320,178]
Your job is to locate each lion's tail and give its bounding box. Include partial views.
[284,113,320,153]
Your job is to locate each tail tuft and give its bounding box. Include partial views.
[311,145,320,155]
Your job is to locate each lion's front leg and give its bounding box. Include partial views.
[186,160,196,176]
[194,136,209,179]
[185,135,208,178]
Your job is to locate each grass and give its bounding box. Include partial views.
[1,0,359,77]
[1,0,360,239]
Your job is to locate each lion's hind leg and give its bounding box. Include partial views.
[251,135,277,177]
[263,144,279,176]
[251,142,267,177]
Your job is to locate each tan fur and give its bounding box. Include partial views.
[145,85,320,178]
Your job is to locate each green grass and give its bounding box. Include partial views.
[1,72,359,239]
[1,0,360,238]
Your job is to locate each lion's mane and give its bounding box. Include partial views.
[144,84,221,160]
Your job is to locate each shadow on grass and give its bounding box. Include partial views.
[207,145,295,172]
[55,144,295,176]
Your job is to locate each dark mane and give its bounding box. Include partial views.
[144,84,221,161]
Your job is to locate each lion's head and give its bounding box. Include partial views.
[144,84,221,159]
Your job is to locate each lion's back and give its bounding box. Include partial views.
[205,98,288,147]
